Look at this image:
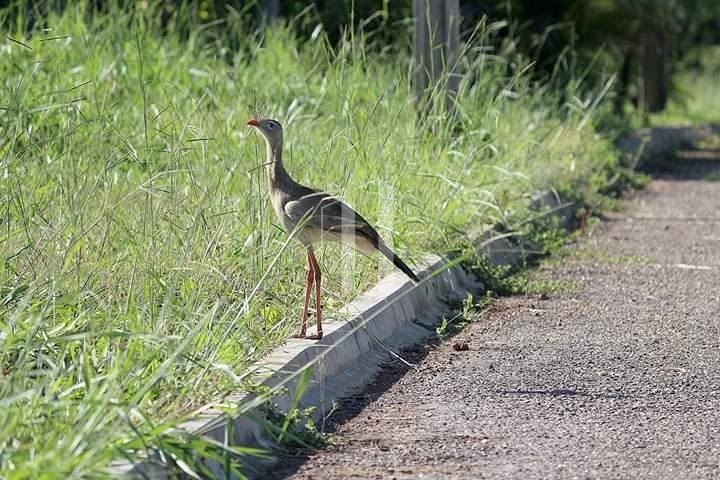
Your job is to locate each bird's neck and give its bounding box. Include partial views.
[265,142,291,188]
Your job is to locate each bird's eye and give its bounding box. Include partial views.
[267,122,275,130]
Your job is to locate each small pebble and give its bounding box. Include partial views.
[453,340,470,351]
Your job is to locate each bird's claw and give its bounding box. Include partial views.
[292,331,323,340]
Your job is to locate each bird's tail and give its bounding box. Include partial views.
[377,242,420,285]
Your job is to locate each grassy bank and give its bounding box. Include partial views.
[1,3,623,477]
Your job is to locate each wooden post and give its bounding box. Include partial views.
[639,27,669,114]
[258,0,280,24]
[413,0,461,122]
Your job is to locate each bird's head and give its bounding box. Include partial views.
[247,118,283,148]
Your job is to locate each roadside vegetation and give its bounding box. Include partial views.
[0,1,717,478]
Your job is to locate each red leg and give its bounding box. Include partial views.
[293,250,314,338]
[307,249,323,340]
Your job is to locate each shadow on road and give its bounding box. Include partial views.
[641,148,720,180]
[496,388,630,399]
[271,337,442,478]
[636,124,720,180]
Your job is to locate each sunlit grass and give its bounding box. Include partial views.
[651,45,720,126]
[1,3,621,477]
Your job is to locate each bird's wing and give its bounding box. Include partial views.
[284,190,381,247]
[284,189,420,283]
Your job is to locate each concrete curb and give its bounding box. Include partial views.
[112,190,575,479]
[615,124,720,169]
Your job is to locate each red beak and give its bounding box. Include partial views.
[247,119,259,127]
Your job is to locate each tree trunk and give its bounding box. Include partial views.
[639,28,669,114]
[413,0,461,123]
[258,0,280,22]
[615,46,633,114]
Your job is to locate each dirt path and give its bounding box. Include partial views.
[275,150,720,479]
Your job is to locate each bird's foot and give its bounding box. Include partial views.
[293,330,323,340]
[305,331,323,340]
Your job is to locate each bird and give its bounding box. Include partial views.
[247,117,419,340]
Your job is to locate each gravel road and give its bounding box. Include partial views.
[275,150,720,479]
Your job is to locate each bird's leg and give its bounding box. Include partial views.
[293,250,314,339]
[306,248,323,340]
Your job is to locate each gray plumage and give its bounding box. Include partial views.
[248,117,418,340]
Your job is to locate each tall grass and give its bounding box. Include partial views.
[1,3,620,477]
